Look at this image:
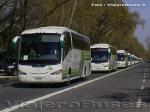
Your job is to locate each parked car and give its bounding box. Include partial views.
[0,57,18,75]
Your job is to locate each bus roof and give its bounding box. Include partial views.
[21,26,89,39]
[127,52,131,55]
[91,44,114,49]
[117,50,126,53]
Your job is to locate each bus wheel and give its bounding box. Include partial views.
[65,80,70,86]
[113,68,116,72]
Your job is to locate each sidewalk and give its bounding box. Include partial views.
[0,74,18,80]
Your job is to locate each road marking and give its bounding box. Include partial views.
[141,86,144,90]
[142,79,145,83]
[136,63,147,108]
[144,73,146,76]
[0,65,137,112]
[136,97,142,108]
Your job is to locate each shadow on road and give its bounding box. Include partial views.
[92,71,111,74]
[137,71,150,74]
[9,78,86,89]
[98,87,150,103]
[0,80,11,84]
[145,76,150,80]
[98,90,139,102]
[135,66,150,68]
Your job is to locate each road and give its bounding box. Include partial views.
[0,62,149,112]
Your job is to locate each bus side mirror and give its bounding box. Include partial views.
[11,36,21,49]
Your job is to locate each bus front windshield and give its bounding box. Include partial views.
[91,48,109,63]
[19,33,61,65]
[117,53,125,61]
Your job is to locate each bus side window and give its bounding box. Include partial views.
[63,32,71,59]
[72,33,90,51]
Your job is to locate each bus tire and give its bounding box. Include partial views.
[113,69,116,72]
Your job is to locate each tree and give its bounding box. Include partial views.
[0,0,148,60]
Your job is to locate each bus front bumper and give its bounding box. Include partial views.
[91,65,110,72]
[18,74,65,83]
[117,62,127,68]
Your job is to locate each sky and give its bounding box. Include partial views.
[124,0,150,49]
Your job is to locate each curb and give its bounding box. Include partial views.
[0,76,18,80]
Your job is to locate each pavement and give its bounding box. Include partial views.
[0,62,149,112]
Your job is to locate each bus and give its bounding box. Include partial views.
[127,52,132,66]
[91,44,117,72]
[117,50,128,68]
[17,26,91,83]
[134,56,138,64]
[131,54,135,65]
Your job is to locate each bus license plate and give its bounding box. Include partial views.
[34,77,43,81]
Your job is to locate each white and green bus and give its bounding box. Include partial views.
[127,52,132,66]
[117,50,128,68]
[17,26,91,83]
[91,44,117,72]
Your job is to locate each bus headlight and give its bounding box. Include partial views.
[51,70,61,75]
[19,70,27,75]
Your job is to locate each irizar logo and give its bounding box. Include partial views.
[48,66,53,70]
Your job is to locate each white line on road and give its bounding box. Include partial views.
[142,79,146,83]
[136,63,147,108]
[0,65,137,112]
[136,97,142,108]
[141,86,144,90]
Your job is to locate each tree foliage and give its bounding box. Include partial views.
[0,0,149,59]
